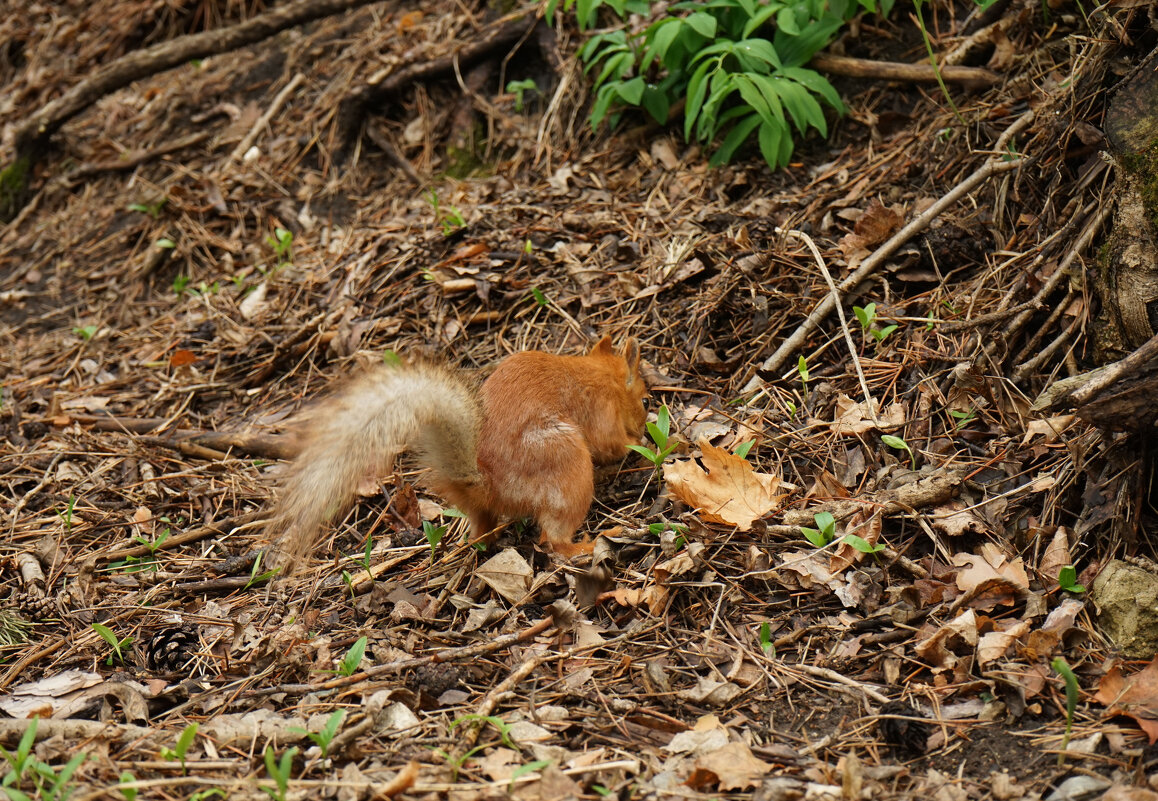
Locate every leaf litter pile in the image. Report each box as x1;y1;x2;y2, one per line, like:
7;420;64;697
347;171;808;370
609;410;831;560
3;1;1158;799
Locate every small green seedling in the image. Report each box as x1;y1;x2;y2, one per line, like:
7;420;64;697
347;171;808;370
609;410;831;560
111;528;171;573
530;286;548;307
801;512;836;548
57;496;76;533
244;552;280;589
422;520;447;562
648;521;688;548
881;434;915;466
0;720;87;801
188;790;225;801
509;759;552;792
592;785;612;797
73;325;98;341
172;274;191;295
734;440;754;459
0;717;39;784
339;636;368;677
1058;565;1085;594
127;198;167;219
159;723;198;775
1051;657;1079;766
842;534;885;555
758;621;775;656
506;78;538;111
524;239;534;254
266;227;293;267
629;404;678;472
785;400;798;419
797;356;810;402
382;349;403;368
949;408;977;430
853;303;898;343
925;310;936;331
438;714;517;779
261;745;297;801
156;238;176;250
425;190;466;236
92;623;133;666
117;771;137;801
290;709;345;758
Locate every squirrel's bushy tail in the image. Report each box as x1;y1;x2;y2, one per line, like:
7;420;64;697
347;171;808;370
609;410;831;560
269;363;481;571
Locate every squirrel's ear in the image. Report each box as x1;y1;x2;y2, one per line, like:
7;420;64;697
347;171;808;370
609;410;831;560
621;338;640;373
591;335;614;355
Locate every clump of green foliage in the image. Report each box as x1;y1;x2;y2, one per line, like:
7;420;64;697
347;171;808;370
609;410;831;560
551;0;894;169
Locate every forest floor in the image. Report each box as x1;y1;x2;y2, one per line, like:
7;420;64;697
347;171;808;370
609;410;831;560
2;0;1158;799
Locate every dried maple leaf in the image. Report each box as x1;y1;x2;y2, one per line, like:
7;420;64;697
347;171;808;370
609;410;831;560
688;741;773;791
1094;657;1158;743
665;441;787;530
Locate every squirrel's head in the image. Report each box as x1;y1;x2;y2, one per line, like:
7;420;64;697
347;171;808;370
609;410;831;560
591;335;647;432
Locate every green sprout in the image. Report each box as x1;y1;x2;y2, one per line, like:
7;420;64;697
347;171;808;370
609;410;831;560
73;325;98;341
801;511;835;548
629;404;678;472
1051;657;1079;766
881;434;915;466
159;723;198;775
1057;565;1085;594
758;621;775;656
261;745;297;801
91;623;133;666
339;636;368;677
266;227;293;267
506;78;539;111
290;710;345;758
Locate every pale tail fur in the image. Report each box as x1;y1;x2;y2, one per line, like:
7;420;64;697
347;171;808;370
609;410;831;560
269;363;481;570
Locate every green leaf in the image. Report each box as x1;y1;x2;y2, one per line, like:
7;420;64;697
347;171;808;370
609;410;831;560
1058;565;1085;593
341;636;368;676
590;84;620;129
684;59;716;140
778;66;844;112
734;440;754;459
710;112;762;165
757;119;788;168
814;511;835;538
771;77;827;136
641;86;670;124
742;3;783;38
776;6;800;35
616;75;646;105
842;534;884;553
685;11;718;38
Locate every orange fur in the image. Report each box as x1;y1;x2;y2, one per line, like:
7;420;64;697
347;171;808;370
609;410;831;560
270;336;646;567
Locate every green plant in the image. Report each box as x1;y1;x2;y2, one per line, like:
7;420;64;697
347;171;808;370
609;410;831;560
1;718;87;801
648;521;688;548
758;621;774;656
91;623;133;666
187;790;225;801
842;533;884;555
290;710;345;758
948;408;976;430
266;227;293;267
339;636;368;677
117;771;137;801
530;286;549;307
425;190;465;236
245;552;279;589
506;79;539;111
57;496;76;533
156;238;176;250
438;715;518;780
569;0;891;170
801;511;835;548
1058;565;1085;594
72;326;97;341
172;274;192;296
508;760;552;792
1051;657;1079;765
546;0;648;30
110;528;171;573
852;302;898;344
797;355;809;401
881;434;914;466
422;521;447;563
159;723;198;775
629;404;678;472
127;198;167;219
734;439;754;458
260;745;297;801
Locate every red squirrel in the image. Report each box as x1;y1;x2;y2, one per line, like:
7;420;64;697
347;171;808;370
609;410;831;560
269;336;647;567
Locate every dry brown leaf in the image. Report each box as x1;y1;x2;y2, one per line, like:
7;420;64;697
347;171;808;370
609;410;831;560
830;394;906;435
665;441;787;530
932;500;991;538
1038;527;1073;583
953;544;1029;593
1094;657;1158;743
977;619;1031;666
1022;414;1076;445
688;741;773;791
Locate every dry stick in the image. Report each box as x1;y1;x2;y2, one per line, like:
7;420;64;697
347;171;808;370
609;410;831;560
809;53;1000;88
1070;331;1158;406
780;227;878;422
454;651;557;756
223;72;307;169
11;0;387;156
789;663;891;705
754;109;1036;382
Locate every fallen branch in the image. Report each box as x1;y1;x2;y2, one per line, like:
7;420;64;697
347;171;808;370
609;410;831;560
11;0;389;159
810;53;1000;88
